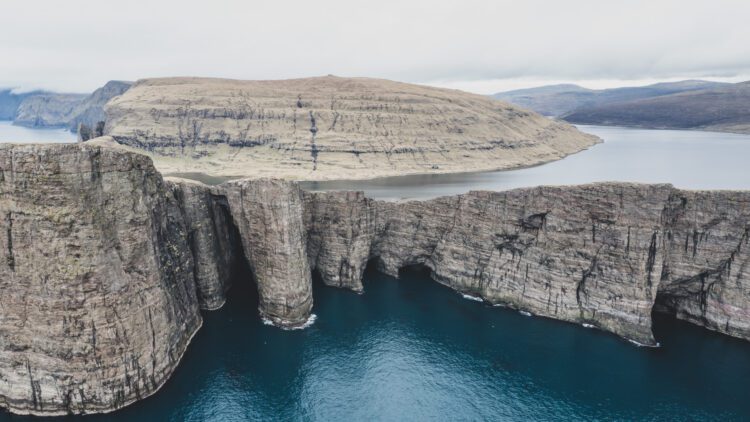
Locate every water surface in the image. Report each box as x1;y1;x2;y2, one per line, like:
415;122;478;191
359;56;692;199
6;265;748;421
302;125;750;200
0;121;76;143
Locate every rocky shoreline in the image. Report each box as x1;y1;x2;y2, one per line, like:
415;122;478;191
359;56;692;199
0;142;748;414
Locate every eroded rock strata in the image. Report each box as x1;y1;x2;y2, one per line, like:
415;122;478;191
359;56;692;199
0;142;748;415
303;185;750;346
0;144;201;415
104;76;599;180
221;179;313;327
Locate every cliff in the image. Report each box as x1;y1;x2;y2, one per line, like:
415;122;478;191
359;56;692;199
104;76;599;180
304;185;750;346
0;142;748;415
0;90;43;121
13;93;87;128
12;81;131;133
0;143;201;415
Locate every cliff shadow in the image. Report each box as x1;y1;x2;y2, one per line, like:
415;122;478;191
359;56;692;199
211;196;260;311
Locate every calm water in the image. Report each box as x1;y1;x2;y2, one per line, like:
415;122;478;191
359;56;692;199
6;265;749;421
301;125;750;200
0;121;76;143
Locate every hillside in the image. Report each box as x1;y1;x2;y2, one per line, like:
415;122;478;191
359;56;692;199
0;89;44;120
493;80;728;116
12;81;131;131
104;76;599;180
563;82;750;134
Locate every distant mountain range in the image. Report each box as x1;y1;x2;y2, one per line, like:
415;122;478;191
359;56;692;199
493;80;750;134
0;81;131;133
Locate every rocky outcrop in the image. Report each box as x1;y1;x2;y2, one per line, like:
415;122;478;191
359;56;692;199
104;76;599;180
303;184;750;346
0;143;201;415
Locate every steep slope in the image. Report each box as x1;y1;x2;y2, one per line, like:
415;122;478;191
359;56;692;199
563;82;750;134
0;90;43;120
13;93;87;128
104;76;599;180
69;81;132;133
304;185;750;346
0;143;202;415
493;80;728;117
12;81;131;133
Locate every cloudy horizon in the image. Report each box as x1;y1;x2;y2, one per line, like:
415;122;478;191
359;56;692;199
2;0;749;94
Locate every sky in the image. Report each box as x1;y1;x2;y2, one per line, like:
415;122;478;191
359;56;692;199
2;0;750;94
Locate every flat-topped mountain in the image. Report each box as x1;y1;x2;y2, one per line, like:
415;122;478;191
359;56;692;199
104;76;598;180
563;81;750;134
493;80;728;117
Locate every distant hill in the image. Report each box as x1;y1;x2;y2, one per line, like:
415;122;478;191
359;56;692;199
0;90;45;120
493;80;728;117
12;81;131;132
562;82;750;134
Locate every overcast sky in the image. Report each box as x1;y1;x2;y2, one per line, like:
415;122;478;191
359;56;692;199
2;0;749;94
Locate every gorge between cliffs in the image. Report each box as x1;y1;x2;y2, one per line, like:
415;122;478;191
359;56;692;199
0;141;748;415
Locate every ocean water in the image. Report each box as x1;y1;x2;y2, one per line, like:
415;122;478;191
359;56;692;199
0;121;76;143
301;125;750;200
6;265;749;421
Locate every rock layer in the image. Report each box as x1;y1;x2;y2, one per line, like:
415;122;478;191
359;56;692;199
221;179;313;327
104;76;599;180
0;143;201;415
304;184;750;345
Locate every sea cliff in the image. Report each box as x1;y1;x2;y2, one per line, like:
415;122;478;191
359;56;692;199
0;142;748;414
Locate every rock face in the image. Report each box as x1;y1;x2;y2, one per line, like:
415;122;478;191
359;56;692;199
13;93;87;128
12;81;131;133
303;184;750;346
104;76;599;180
0;143;201;415
167;178;235;310
222;179;313;327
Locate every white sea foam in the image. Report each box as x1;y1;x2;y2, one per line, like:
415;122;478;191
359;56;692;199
582;323;595;328
461;293;483;302
628;338;661;348
262;314;318;330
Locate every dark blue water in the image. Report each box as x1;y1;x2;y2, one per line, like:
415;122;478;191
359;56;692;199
8;265;749;421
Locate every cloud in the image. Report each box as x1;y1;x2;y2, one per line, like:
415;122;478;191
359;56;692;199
1;0;749;93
